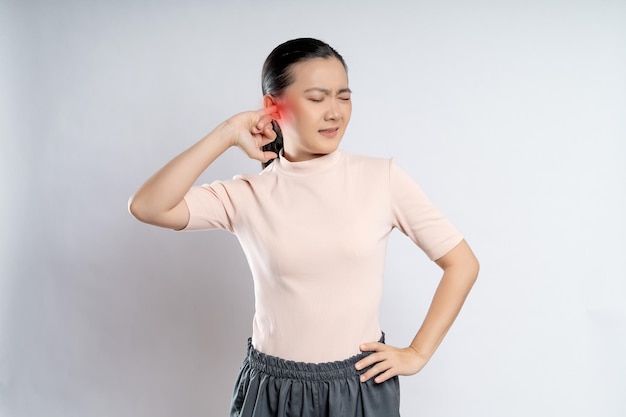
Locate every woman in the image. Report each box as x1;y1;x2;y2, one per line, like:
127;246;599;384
129;38;479;417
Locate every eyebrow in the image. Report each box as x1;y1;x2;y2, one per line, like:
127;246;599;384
303;87;352;95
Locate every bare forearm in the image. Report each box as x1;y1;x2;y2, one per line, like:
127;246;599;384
355;242;478;383
128;107;278;229
409;243;479;361
409;269;476;358
129;122;233;225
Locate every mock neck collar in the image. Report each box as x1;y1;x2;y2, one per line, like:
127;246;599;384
273;149;344;176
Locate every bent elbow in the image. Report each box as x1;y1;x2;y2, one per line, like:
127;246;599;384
471;257;480;283
127;195;189;230
128;194;151;223
465;253;480;287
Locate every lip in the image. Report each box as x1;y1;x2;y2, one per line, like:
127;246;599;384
318;127;339;138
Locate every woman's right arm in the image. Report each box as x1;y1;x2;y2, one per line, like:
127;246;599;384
128;107;278;230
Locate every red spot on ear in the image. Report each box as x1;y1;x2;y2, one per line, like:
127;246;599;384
271;102;282;120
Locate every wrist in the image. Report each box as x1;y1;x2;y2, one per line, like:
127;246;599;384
212;119;238;148
408;345;431;362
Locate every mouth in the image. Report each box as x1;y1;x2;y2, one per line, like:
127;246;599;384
318;127;339;137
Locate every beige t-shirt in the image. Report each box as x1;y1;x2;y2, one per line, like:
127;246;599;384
182;150;463;363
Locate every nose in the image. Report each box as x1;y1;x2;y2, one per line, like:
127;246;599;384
324;100;340;120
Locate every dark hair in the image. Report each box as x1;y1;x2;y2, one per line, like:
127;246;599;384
260;38;347;168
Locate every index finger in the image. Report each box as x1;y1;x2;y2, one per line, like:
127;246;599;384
258;105;277;115
359;342;385;352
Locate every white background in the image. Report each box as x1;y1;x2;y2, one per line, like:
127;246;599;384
1;0;625;416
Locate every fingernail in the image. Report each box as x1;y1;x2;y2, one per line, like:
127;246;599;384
360;375;365;382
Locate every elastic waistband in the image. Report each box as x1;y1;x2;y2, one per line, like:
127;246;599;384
246;332;385;381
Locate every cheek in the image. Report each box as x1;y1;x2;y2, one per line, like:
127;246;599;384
344;102;353;121
279;98;306;124
279;100;307;127
280;99;322;134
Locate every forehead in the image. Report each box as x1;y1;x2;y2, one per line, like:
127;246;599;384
288;58;348;89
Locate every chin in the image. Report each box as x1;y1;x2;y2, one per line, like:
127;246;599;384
318;140;341;153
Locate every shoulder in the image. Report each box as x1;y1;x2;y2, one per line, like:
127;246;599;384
340;151;424;193
224;164;278;190
340;150;392;172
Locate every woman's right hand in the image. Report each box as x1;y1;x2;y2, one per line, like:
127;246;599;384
227;106;279;163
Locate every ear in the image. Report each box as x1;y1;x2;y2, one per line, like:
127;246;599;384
263;94;282;120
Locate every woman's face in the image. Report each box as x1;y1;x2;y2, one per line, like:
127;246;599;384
271;57;352;162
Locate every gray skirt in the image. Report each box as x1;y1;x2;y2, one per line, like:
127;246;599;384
230;332;401;417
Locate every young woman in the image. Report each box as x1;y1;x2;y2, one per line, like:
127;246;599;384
129;38;479;417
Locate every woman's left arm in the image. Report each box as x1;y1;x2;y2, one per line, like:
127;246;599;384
355;239;479;383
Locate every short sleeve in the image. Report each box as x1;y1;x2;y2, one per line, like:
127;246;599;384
390;160;464;261
180;181;236;232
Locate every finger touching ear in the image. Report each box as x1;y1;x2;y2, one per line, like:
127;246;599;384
263;94;282;121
